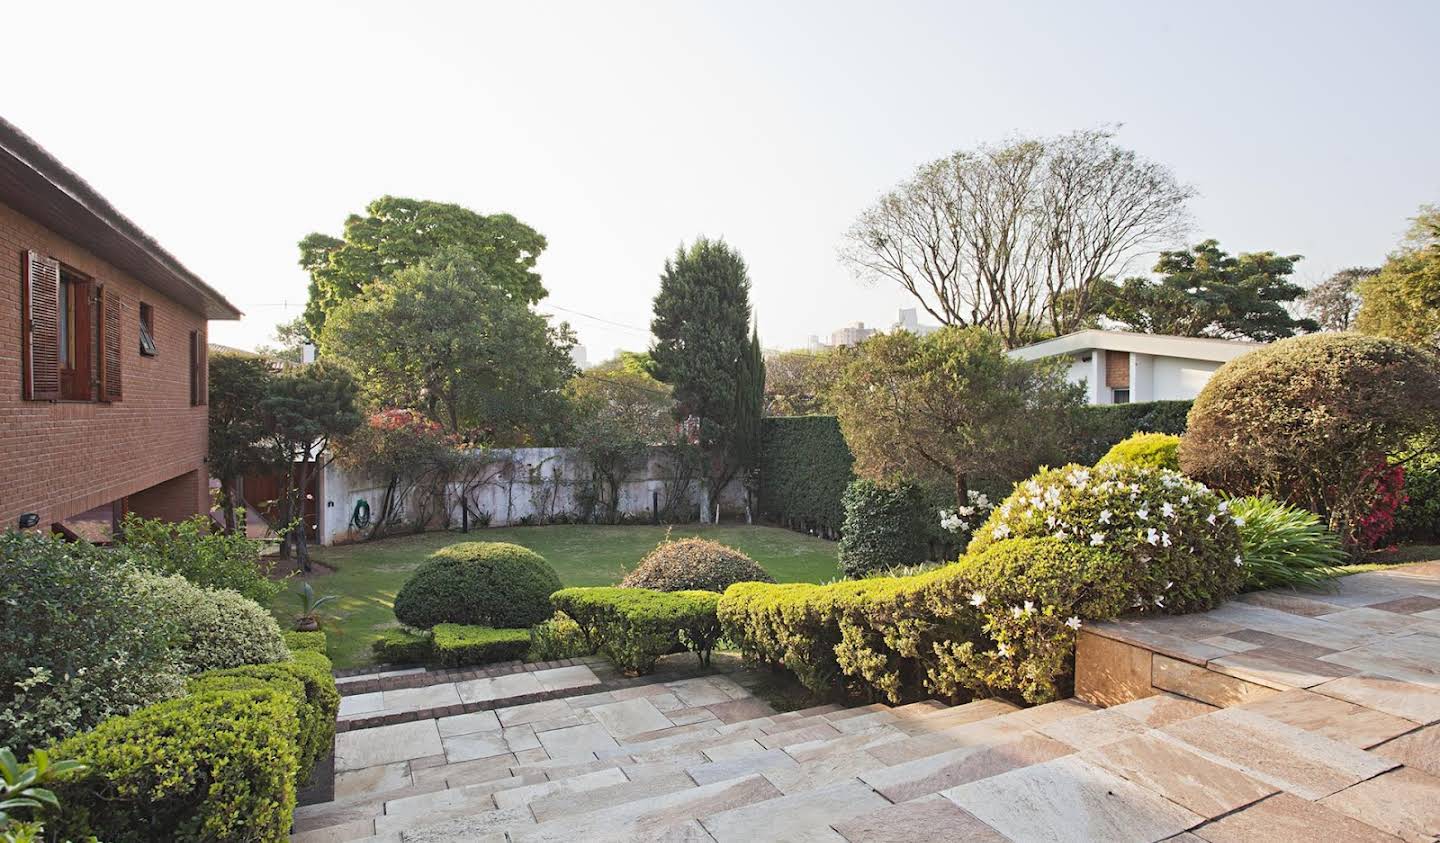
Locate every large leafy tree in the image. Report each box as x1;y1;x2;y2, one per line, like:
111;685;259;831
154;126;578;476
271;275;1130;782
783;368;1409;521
831;326;1083;509
208;353;277;534
320;251;576;441
300;196;547;336
840;128;1193;347
649;238;754;521
1305;267;1379;332
1358;205;1440;350
1097;240;1319;341
762;346;853;416
565;362;673;523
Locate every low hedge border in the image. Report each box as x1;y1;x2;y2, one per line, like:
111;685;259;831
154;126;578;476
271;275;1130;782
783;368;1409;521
551;587;722;675
433;625;531;667
45;632;338;842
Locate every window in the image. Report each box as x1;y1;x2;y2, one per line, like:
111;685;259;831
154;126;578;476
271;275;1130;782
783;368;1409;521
189;330;207;406
1112;388;1131;404
22;250;122;402
139;303;157;356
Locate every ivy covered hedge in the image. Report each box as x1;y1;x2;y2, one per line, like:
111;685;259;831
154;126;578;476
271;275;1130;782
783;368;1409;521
47;633;338;842
551;587;721;674
1064;400;1193;465
758;416;854;537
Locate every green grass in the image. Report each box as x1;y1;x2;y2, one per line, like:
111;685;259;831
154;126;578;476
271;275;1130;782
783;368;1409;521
267;524;840;670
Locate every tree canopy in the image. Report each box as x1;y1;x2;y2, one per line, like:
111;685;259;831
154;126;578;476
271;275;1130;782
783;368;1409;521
762;347;853;416
564;363;673;522
830;326;1083;509
208;352;276;533
1096;239;1319;341
300;196;547;336
1357;204;1440;350
1305;267;1378;332
320;251;575;441
840;128;1193;347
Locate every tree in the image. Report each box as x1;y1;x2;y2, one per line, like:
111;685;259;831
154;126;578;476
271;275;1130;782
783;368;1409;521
1357;204;1440;351
1305;267;1378;332
733;327;766;520
321;251;576;441
260;362;361;570
333;409;460;539
762;347;853;416
565;364;673;523
840;128;1193;347
207;353;276;534
254;316;310;364
649;238;754;522
1096;240;1320;341
300;196;547;336
831;326;1083;510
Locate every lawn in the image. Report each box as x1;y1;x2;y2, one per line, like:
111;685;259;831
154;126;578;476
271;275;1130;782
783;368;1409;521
267;524;840;669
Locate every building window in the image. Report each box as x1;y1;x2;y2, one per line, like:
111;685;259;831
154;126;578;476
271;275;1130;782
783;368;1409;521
21;250;123;403
1112;388;1131;404
139;303;157;356
58;267;94;401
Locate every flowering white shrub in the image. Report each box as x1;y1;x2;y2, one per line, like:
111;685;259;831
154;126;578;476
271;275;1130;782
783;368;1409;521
968;462;1246;613
938;490;993;536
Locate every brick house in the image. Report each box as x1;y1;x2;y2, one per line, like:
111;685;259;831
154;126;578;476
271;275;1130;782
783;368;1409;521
0;117;240;535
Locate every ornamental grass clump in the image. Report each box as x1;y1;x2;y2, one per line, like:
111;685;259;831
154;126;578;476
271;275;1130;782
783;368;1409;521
1228;495;1346;590
967;462;1246;614
620;537;774;593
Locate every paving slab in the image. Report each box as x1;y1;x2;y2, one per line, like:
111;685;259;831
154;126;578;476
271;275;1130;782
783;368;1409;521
535;722;620;759
588;697;674;738
441;729;511;764
335;720;444;772
1209;647;1357;690
1370;723;1440;776
943;754;1204;843
761;749;883;794
1161;708;1397;800
338;692;385;717
688;747;797;785
456;671;546;704
1238;688;1417;748
833;794;1007;843
700;779;889;843
1107;692;1216;727
496;698;572;727
1036;708;1153;750
666;677;735;707
510;773;783;843
533;664;600;692
491;767;629;810
1312;672;1440;725
436;709;501;738
1319;767;1440;843
1191;792;1399;842
378;683;462;714
528;771;696;823
861;733;1073;803
1081;733;1277;820
387;804;531;843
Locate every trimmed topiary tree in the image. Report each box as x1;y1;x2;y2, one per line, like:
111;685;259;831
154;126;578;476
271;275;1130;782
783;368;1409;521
1097;432;1182;470
968;462;1246;614
620;538;774;593
393;542;561;629
1179;333;1440;549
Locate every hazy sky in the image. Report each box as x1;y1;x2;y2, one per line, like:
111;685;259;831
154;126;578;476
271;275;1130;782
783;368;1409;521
4;1;1437;359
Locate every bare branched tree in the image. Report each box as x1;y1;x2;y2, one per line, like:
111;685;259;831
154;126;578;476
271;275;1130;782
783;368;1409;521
840;128;1194;347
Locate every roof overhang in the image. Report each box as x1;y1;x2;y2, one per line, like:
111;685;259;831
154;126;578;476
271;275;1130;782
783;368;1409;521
1007;329;1262;363
0;117;241;320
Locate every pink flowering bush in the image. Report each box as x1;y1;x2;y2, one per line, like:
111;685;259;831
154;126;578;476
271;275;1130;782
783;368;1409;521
968;462;1246;614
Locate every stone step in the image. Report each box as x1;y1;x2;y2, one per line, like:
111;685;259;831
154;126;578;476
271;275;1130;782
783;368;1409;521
337;663;605;728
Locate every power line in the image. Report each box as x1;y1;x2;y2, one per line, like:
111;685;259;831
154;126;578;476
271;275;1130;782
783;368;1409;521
541;304;652;335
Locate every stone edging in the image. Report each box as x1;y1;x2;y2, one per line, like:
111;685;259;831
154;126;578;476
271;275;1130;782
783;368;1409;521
335;656;606;696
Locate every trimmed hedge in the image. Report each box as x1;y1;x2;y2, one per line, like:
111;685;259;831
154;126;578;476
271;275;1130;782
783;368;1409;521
1097;432;1182;470
283;630;328;653
371;628;435;664
1394;449;1440;542
758;416;855;537
393;542;562;629
836;479;933;578
620;538;775;592
551;587;721;675
1064;400;1192;465
131;570;290;674
433;625;531;667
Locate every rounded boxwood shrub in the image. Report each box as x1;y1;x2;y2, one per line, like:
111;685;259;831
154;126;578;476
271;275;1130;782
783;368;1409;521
968;462;1245;614
620;538;775;593
0;532;183;754
1179;333;1440;549
393;542;561;629
131;571;290;674
1097;432;1181;470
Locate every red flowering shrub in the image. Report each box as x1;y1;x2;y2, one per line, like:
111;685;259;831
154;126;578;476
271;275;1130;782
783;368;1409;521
1354;462;1407;549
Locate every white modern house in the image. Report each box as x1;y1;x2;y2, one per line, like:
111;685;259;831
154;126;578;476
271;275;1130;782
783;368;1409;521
1007;330;1262;405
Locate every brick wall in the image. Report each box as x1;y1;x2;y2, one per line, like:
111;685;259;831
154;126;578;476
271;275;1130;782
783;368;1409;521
0;199;210;528
1105;350;1131;389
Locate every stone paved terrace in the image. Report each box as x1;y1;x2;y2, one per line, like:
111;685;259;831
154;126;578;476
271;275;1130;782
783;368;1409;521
297;563;1440;842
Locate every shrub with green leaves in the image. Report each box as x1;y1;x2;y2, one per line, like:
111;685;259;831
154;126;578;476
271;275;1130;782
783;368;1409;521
371;629;434;664
837;479;932;578
1228;496;1345;590
527;613;594;662
552;588;721;675
968;463;1246;614
114;513;279;603
432;625;531;667
1097;432;1182;470
283;630;328;654
393;542;561;629
1065;400;1193;464
0;532;183;755
758;415;855;535
620;538;774;593
1394;448;1440;542
131;571;290;674
49;689;300;842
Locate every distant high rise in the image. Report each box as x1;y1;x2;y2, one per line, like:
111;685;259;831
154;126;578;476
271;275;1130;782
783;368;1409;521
830;321;875;347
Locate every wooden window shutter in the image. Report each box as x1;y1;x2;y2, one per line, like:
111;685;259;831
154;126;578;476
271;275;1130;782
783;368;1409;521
98;285;123;401
21;250;61;401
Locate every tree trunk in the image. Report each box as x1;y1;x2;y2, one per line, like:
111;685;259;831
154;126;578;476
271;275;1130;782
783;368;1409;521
953;471;970;511
219;479;238;535
698;484;713;524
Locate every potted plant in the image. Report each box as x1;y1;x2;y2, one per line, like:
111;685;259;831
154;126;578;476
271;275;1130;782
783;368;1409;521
295;581;337;631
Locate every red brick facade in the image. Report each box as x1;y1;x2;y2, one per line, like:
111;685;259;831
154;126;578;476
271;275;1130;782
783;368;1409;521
0;198;211;528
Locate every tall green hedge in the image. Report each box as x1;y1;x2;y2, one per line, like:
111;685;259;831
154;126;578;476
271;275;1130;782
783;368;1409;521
758;416;854;537
1064;400;1192;465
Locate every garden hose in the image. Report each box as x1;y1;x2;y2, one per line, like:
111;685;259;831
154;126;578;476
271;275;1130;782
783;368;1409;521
351;498;372;529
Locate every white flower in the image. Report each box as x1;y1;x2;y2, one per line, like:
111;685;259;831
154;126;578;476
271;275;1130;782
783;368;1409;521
1155;596;1166;607
1233;516;1246;527
1099;509;1113;524
1065;616;1082;630
969;591;986;607
992;524;1012;540
1234;554;1244;567
1137;508;1150;520
1206;513;1218;525
1053;531;1068;541
1024;600;1036;614
1161;502;1175;519
1180;495;1190;505
1165;581;1174;590
1161;531;1173;547
1218;499;1230;512
1011;605;1025;618
1090;532;1106;546
1146;527;1161;545
997;644;1011;657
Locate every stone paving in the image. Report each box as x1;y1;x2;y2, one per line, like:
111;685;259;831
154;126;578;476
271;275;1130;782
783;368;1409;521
296;563;1440;842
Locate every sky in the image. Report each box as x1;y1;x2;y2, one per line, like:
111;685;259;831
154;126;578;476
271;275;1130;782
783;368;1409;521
3;1;1437;360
